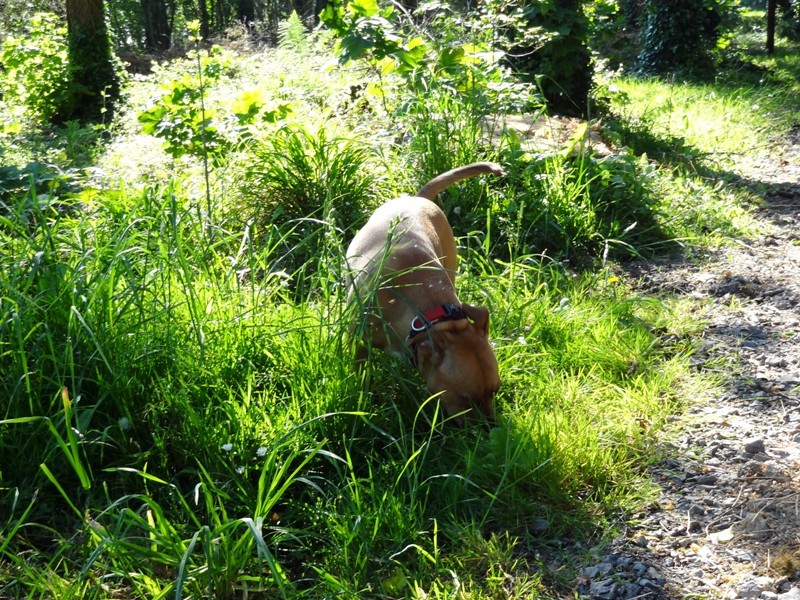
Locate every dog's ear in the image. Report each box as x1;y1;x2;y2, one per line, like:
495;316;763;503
462;304;490;338
415;337;444;371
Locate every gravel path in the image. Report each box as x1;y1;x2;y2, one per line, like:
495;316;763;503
574;133;800;599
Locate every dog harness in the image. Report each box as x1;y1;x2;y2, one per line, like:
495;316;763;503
406;303;468;343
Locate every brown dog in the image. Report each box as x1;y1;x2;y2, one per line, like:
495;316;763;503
346;162;504;420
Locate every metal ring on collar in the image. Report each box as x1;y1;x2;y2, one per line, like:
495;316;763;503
410;316;427;333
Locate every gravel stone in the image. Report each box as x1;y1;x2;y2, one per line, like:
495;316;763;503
744;439;767;454
588;578;619;599
737;577;775;599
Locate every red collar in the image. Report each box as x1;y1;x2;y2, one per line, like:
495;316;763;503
406;304;468;343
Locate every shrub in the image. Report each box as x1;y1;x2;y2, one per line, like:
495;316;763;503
320;0;539;115
637;0;738;77
138;46;293;164
240;123;381;294
0;13;70;123
0;163;75;211
487;140;667;263
503;0;593;116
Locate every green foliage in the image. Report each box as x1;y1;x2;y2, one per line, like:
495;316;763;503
0;0;55;37
3;14;795;596
138;71;227;161
504;0;593;115
401;92;666;262
138;46;293;163
277;10;309;52
585;0;639;68
320;0;429;74
240;122;380;293
105;0;147;50
0;13;70;124
0;162;74;204
404;88;495;176
320;0;588;115
247;123;376;223
637;0;738;77
0;135;708;593
512;148;665;260
0;9;121;125
61;7;122;123
778;2;800;39
399;88;510;242
422;126;666;265
320;0;539;115
57;120;103;165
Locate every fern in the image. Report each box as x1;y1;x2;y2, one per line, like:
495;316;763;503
278;11;307;53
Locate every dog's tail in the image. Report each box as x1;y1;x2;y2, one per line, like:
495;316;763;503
415;162;506;201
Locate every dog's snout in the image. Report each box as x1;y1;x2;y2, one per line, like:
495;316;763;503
464;387;498;422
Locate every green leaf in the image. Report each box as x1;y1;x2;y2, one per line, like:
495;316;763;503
348;0;379;17
341;35;375;62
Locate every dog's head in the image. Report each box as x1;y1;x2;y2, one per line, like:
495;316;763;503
410;304;500;422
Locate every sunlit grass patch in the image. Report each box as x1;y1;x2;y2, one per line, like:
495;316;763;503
598;65;787;247
651;167;763;245
606;51;800;175
0;174;714;596
609;79;774;156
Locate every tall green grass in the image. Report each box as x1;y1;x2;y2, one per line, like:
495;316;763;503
0;172;709;596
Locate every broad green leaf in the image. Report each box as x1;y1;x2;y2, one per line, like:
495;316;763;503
349;0;379;17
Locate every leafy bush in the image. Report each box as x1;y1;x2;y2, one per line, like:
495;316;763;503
320;0;539;115
637;0;738;77
585;0;641;69
778;1;800;40
138;46;293;164
0;163;73;206
320;0;428;75
484;136;668;263
0;13;70;123
502;0;593;115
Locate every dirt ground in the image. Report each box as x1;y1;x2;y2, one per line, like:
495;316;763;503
568;122;800;598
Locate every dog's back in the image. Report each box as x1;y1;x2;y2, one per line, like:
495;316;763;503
346;161;506;271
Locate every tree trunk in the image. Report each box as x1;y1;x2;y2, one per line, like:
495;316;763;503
142;0;172;51
63;0;120;122
767;0;777;53
313;0;326;25
637;0;721;77
198;0;210;39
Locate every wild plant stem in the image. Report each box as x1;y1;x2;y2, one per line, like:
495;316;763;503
195;40;213;243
